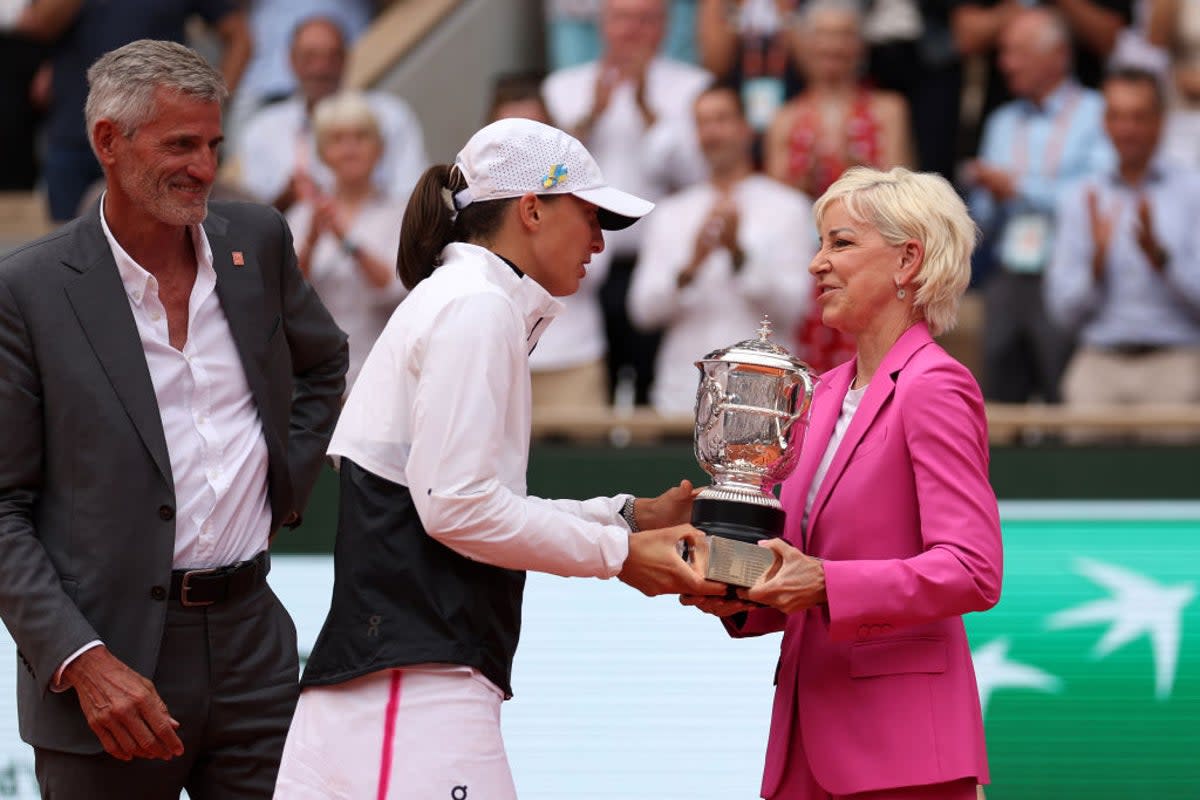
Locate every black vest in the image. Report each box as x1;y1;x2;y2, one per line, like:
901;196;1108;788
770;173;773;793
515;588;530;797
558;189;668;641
301;460;526;697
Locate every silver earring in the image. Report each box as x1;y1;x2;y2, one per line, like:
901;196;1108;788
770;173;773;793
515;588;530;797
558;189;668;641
897;287;906;300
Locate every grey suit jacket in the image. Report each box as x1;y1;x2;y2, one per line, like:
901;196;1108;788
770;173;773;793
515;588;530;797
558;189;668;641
0;201;348;752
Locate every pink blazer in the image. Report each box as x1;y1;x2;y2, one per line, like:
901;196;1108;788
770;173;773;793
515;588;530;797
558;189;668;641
728;322;1003;798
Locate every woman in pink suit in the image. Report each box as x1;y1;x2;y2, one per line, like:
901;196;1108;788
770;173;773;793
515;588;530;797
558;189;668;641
685;166;1003;800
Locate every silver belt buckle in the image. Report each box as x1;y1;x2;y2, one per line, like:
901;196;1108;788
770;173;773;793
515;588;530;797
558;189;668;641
179;567;220;607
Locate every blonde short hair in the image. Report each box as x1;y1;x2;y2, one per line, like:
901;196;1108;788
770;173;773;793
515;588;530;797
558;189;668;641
813;167;978;336
312;91;382;150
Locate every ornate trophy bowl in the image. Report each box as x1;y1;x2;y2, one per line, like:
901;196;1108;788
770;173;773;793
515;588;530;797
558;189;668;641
688;317;816;588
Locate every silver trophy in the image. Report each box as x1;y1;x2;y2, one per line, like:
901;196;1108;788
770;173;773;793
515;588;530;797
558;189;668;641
686;317;816;588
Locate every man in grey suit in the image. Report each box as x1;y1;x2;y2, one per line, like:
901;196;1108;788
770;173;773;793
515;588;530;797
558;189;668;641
0;40;348;798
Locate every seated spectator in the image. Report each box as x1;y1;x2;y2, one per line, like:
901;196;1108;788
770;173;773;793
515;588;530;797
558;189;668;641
224;0;372;148
764;1;912;198
763;0;912;375
19;0;251;221
237;15;426;212
696;0;806;136
629;83;813;414
286;91;407;391
544;0;699;69
1045;67;1200;441
1147;0;1200;168
543;0;712;405
700;1;962;179
952;1;1134;177
965;6;1113;404
489;73;611;410
952;0;1134;91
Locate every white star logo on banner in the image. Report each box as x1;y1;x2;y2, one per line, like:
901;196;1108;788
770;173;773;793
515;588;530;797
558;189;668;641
971;638;1061;717
1047;558;1196;700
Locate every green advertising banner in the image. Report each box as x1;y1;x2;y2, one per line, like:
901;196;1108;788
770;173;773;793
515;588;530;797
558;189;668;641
969;502;1200;799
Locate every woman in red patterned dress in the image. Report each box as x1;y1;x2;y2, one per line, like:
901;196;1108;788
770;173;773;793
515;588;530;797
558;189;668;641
764;0;913;374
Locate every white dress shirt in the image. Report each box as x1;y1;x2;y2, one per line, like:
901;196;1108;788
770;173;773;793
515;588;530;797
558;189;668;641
628;174;816;414
542;56;712;256
286;195;409;390
330;242;631;578
237;93;428;205
100;199;272;570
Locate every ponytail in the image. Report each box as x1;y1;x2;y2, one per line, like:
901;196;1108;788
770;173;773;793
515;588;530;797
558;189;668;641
397;164;518;290
397;164;460;289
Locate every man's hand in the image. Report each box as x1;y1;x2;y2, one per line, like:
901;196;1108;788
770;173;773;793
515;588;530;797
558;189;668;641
966;160;1017;202
1086;188;1114;281
575;63;622;140
713;198;742;265
594;63;621;118
632;62;657;128
739;538;826;614
678;207;728;287
62;646;183;762
1134;195;1169;272
633;479;696;530
618;525;726;597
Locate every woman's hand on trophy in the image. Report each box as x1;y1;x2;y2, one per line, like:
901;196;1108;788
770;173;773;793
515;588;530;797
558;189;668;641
738;538;827;614
618;524;726;598
633;479;698;530
678;594;758;617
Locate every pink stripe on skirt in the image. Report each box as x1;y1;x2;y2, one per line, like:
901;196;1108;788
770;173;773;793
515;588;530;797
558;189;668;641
376;670;403;800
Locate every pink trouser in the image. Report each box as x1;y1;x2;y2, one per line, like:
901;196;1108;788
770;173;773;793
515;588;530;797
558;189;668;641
274;664;516;800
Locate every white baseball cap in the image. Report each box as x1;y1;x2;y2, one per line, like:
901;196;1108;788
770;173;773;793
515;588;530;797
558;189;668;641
452;118;655;231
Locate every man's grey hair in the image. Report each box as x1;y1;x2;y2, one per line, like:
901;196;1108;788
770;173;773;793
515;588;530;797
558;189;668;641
1025;6;1071;52
85;39;227;150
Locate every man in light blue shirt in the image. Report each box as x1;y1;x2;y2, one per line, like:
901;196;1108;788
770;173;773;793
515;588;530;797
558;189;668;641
1045;67;1200;438
224;0;371;146
966;6;1113;403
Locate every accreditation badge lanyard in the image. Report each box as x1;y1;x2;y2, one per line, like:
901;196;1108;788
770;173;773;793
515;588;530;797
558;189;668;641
740;0;796;132
1000;88;1083;274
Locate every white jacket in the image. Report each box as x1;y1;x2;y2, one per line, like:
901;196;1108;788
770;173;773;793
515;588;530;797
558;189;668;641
330;242;631;578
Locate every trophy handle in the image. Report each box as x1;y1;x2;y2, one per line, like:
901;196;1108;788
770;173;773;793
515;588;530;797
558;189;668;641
698;377;725;437
786;371;816;425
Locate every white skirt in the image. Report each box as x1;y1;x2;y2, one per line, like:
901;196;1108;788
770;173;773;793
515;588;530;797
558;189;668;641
274;664;516;799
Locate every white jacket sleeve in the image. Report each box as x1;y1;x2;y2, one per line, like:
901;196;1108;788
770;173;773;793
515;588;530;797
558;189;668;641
526;494;629;527
406;293;630;578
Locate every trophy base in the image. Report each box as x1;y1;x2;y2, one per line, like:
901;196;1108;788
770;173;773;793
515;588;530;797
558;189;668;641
689;496;786;588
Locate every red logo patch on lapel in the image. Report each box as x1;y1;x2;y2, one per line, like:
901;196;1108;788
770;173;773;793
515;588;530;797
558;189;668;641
232;251;245;266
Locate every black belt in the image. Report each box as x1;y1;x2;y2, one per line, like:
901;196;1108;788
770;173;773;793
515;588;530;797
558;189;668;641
170;551;270;607
1103;343;1172;357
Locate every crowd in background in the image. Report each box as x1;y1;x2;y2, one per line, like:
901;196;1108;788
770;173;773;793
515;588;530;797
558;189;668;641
2;0;1199;429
